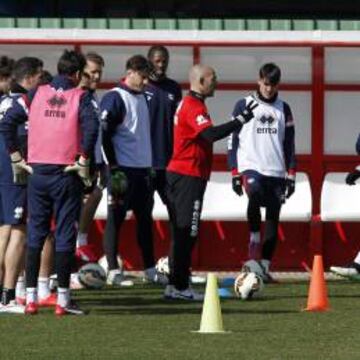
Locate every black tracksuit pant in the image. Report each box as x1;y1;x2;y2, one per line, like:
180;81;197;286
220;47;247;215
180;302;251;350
103;167;154;271
166;171;207;290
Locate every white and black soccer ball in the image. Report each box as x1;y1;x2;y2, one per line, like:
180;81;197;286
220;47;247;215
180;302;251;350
242;260;266;279
155;256;170;276
78;263;107;290
234;271;264;300
98;255;123;274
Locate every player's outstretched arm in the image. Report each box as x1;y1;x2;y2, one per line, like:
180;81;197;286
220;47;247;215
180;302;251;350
199;100;259;143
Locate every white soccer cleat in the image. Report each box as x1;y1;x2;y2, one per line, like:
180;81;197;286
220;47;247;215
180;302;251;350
0;300;25;314
107;269;134;287
164;286;204;301
144;267;168;285
330;263;360;279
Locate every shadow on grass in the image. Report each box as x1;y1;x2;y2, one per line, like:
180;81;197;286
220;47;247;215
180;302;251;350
327;294;360;298
91;306;298;316
78;296;174;307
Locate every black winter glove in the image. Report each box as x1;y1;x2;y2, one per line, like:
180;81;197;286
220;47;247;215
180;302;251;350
232;175;243;196
235;100;259;124
346;170;360;185
285;178;296;199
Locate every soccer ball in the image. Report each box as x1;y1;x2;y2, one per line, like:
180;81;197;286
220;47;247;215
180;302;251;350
234;271;264;300
78;263;107;290
242;260;265;279
155;256;170;276
98;255;123;274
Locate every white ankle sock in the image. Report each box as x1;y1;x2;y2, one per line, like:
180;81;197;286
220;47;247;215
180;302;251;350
250;232;261;244
38;277;50;300
57;288;70;307
26;287;37;304
16;276;26;299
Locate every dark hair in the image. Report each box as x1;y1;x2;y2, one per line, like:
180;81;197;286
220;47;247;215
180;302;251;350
39;70;53;85
126;55;151;74
0;56;15;78
147;45;169;60
12;57;43;83
85;52;105;67
259;63;281;85
57;49;86;76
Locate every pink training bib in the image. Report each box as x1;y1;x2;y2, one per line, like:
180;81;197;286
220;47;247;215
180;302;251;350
28;85;84;165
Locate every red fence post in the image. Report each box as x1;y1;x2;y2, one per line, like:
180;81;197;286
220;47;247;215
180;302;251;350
311;45;325;256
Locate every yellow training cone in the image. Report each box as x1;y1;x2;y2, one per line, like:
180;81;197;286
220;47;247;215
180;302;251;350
197;273;229;333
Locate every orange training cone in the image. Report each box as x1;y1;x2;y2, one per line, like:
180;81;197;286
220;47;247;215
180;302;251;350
304;255;330;312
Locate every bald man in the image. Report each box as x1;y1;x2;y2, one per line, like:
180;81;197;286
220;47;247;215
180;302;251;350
165;65;259;300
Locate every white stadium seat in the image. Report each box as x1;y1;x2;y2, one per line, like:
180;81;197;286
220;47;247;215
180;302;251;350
321;172;360;221
94;190;132;220
95;172;312;222
279;172;312;222
202;172;312;222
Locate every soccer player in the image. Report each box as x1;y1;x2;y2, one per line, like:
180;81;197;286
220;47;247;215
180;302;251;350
100;55;164;286
0;55;15;294
227;63;296;282
330;140;360;279
0;56;15;97
0;50;99;315
75;52;106;264
28;70;58;307
0;57;43;314
164;64;258;300
145;45;182;206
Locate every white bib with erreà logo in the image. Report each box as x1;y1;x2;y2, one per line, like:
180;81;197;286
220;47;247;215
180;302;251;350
236;95;286;178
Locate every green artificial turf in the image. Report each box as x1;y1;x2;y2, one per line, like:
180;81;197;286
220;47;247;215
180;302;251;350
0;281;359;360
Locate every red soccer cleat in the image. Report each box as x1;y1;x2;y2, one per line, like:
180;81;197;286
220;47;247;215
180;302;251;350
38;293;57;307
25;302;38;315
55;301;86;316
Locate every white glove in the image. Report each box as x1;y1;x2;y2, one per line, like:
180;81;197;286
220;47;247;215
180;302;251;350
10;151;33;185
64;155;92;187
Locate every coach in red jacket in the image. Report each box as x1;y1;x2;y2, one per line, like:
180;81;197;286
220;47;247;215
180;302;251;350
165;64;258;300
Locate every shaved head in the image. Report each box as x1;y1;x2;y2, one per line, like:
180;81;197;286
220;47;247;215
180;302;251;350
189;64;213;84
189;64;217;97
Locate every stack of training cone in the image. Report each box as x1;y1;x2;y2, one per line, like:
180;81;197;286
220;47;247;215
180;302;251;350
304;254;330;312
197;273;228;333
